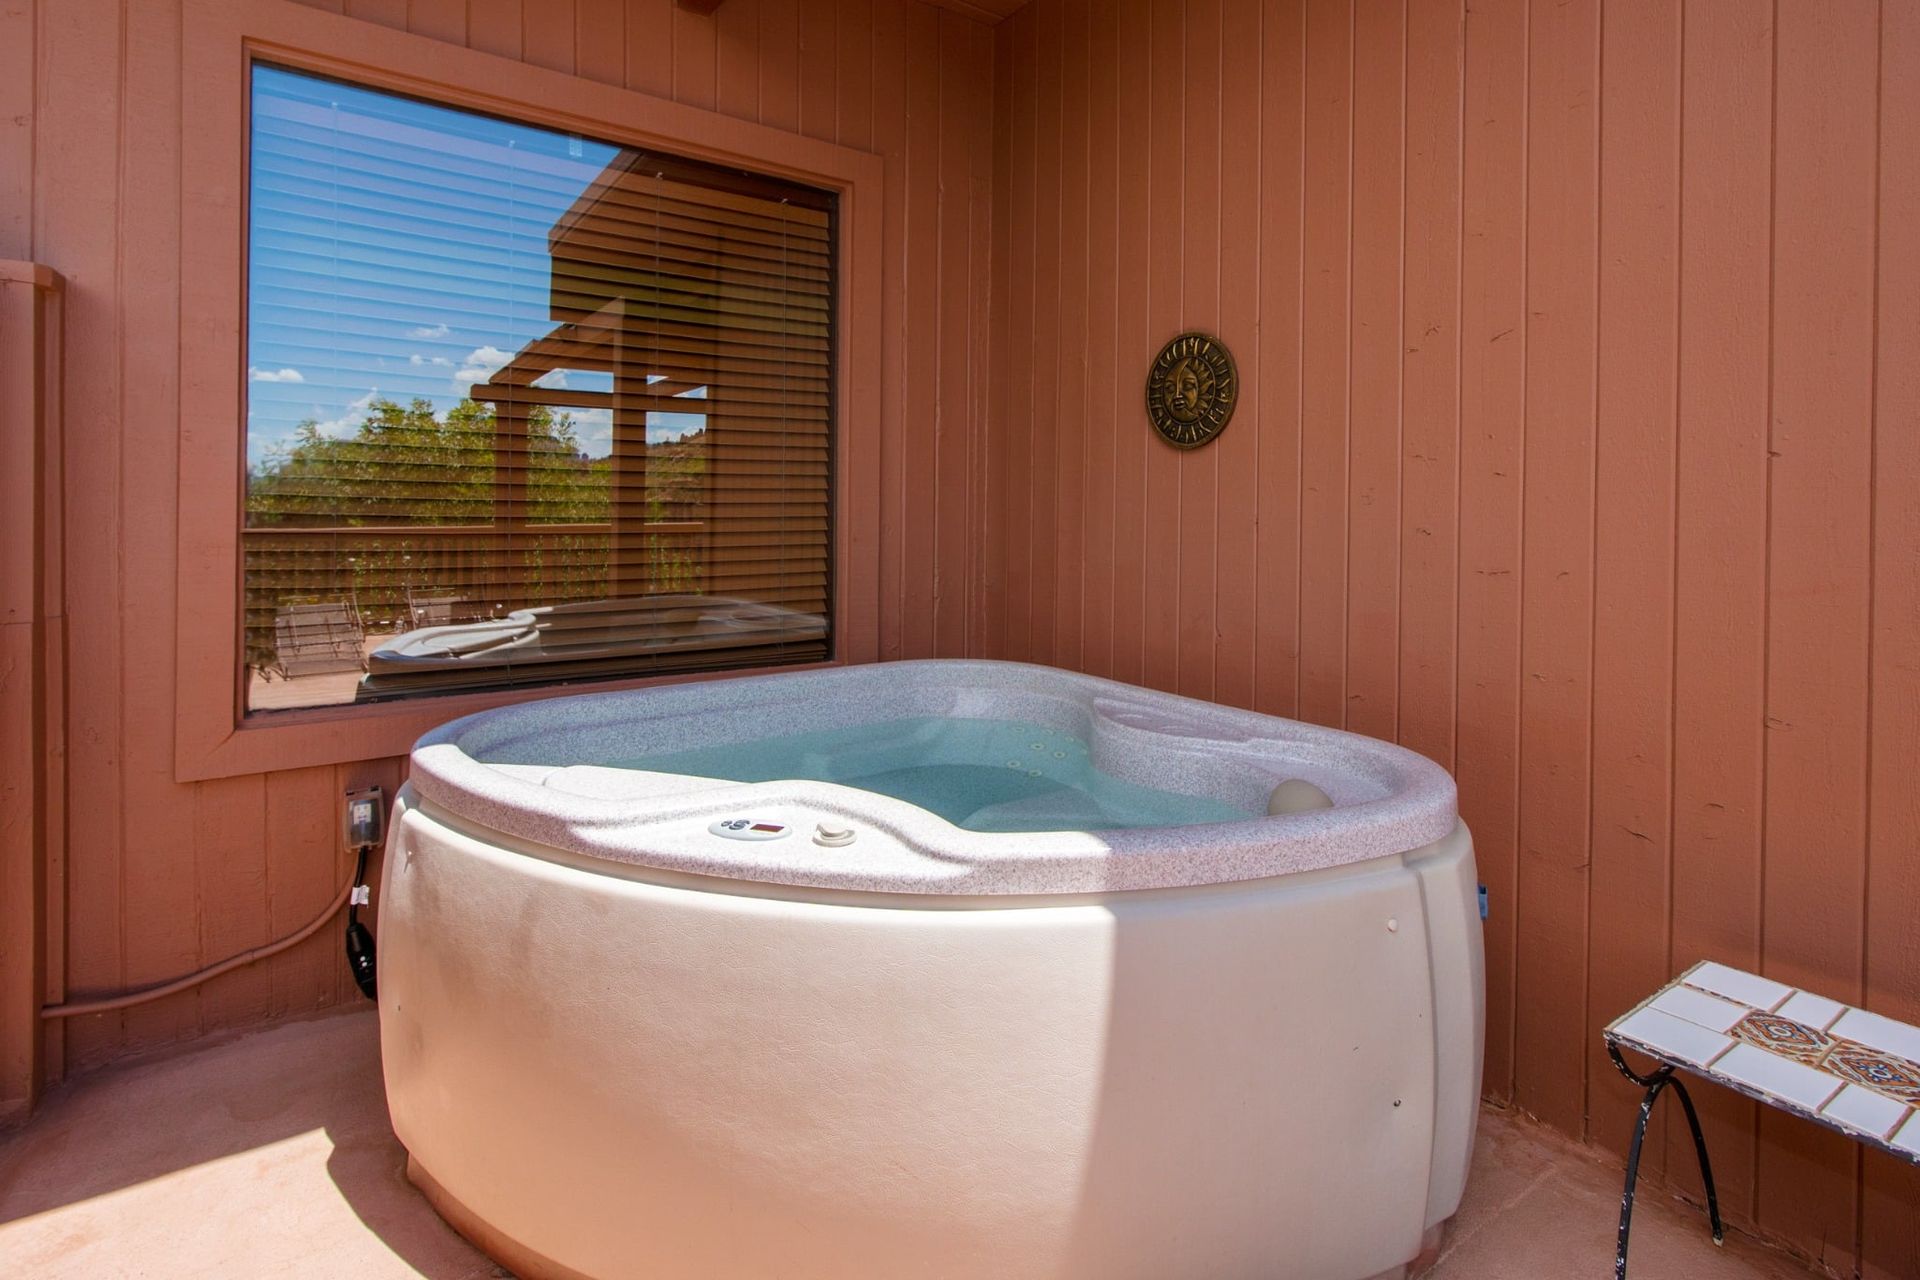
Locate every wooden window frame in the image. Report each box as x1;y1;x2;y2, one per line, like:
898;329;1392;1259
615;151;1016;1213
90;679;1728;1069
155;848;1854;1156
176;0;883;782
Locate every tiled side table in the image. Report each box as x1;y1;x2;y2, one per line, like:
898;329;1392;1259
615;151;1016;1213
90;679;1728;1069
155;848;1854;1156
1604;961;1920;1280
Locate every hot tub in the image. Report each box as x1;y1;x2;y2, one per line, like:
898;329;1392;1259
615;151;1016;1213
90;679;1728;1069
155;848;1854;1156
378;659;1484;1280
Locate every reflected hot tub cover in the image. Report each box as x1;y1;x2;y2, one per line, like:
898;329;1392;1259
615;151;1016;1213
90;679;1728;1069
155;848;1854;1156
356;593;827;697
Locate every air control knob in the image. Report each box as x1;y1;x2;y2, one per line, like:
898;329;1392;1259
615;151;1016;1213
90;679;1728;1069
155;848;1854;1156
814;821;856;848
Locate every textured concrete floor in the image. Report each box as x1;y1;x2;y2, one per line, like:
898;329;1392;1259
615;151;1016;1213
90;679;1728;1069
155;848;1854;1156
0;1008;1824;1279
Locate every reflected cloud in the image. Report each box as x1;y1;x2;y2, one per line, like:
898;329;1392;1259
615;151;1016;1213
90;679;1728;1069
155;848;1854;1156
452;345;514;387
311;389;379;439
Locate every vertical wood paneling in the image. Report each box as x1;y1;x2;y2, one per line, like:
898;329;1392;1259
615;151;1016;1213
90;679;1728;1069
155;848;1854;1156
263;768;339;1018
797;0;836;140
1108;0;1151;687
1454;0;1526;1103
1586;0;1679;1163
758;0;802;132
0;3;32;261
1395;0;1459;773
835;0;874;151
1173;0;1219;700
934;8;977;657
899;1;940;659
1027;0;1061;666
1862;7;1920;1274
1051;0;1087;673
1665;0;1770;1221
1079;4;1119;679
23;0;1920;1271
1511;0;1597;1138
1140;0;1184;690
1342;0;1401;741
869;0;906;659
1758;4;1878;1270
624;0;674;97
40;0;126;1071
965;21;994;658
1002;5;1035;660
993;0;1911;1271
406;0;466;45
31;0;995;1081
1211;0;1260;710
191;775;269;1028
1251;0;1303;718
117;0;199;1055
345;0;406;27
468;0;522;62
520;0;574;75
1296;0;1350;724
984;23;1014;659
716;0;763;119
671;7;719;109
574;0;625;87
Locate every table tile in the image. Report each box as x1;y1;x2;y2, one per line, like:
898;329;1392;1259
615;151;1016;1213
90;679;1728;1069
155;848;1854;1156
1611;1006;1735;1070
1684;961;1793;1012
1776;990;1846;1032
1821;1083;1909;1140
1712;1042;1842;1112
1650;984;1749;1034
1891;1110;1920;1159
1829;1008;1920;1066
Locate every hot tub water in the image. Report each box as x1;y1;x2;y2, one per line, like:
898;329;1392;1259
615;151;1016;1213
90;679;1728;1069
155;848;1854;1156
617;715;1252;833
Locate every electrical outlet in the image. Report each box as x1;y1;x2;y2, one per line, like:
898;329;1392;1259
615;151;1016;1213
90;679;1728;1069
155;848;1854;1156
344;787;386;849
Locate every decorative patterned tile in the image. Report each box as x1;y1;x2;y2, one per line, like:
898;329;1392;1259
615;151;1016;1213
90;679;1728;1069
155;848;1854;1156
1821;1083;1910;1140
1649;984;1749;1034
1731;1011;1834;1065
1612;1006;1735;1070
1822;1041;1920;1106
1712;1043;1842;1112
1830;1008;1920;1067
1776;990;1846;1032
1684;961;1792;1012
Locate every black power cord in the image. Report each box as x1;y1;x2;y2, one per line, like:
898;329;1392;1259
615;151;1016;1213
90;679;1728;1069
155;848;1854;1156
344;842;378;1000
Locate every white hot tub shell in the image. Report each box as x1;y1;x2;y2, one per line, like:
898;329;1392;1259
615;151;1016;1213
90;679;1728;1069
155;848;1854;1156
379;659;1485;1280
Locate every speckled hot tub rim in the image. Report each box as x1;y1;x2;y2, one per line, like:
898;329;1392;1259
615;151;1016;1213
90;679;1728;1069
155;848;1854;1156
405;659;1461;896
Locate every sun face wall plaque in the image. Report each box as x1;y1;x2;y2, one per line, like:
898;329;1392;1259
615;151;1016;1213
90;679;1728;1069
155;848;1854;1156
1145;332;1237;450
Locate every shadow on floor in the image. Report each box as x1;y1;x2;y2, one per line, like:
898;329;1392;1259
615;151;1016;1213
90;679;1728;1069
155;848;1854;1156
0;1005;1825;1280
0;1008;501;1279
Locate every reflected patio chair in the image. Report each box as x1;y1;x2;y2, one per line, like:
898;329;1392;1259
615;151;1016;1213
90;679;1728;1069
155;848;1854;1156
272;600;367;678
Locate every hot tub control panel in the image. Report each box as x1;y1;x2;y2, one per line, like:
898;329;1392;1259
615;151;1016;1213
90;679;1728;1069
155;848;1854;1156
708;817;792;841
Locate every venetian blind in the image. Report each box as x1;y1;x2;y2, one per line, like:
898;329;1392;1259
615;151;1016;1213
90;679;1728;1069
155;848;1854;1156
242;65;833;712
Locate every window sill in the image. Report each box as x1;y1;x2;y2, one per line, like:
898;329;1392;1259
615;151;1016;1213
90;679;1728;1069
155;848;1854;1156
180;656;853;783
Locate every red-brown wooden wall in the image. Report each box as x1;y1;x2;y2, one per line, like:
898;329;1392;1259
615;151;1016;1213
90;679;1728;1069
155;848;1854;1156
985;0;1919;1274
0;0;993;1082
6;0;1919;1274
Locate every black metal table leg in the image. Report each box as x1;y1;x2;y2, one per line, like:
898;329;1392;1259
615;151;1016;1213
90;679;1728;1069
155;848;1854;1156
1606;1041;1725;1280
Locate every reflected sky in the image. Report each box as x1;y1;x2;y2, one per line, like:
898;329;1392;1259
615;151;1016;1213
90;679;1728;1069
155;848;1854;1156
246;65;705;469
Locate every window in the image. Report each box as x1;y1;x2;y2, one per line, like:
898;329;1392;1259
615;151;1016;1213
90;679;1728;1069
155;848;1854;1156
242;65;833;714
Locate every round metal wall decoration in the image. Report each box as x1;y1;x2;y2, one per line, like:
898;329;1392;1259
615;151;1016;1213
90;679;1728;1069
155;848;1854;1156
1145;332;1237;450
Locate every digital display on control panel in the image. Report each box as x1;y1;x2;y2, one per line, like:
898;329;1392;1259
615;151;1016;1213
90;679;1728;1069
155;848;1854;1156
751;823;784;833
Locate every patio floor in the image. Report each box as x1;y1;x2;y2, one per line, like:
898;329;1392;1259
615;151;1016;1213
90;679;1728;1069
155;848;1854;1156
0;1008;1826;1280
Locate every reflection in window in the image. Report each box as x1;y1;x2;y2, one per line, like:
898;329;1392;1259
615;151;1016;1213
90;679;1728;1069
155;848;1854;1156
242;65;833;712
